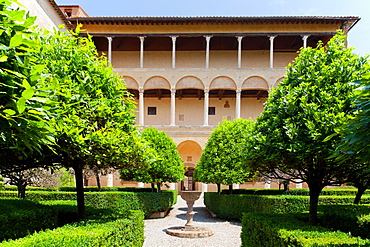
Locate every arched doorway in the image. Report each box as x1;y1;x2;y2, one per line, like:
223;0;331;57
177;140;203;191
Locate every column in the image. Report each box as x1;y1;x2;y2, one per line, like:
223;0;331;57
264;179;271;189
296;179;303;189
169;183;176;190
235;89;241;119
232;184;240;189
139;88;144;126
139;36;145;68
171;36;178;68
202;183;208;192
170;88;176;126
269;36;276;69
107;173;113;187
106;36;113;66
205;36;212;68
137;182;144;188
302;35;310;49
203;89;209;126
237;36;244;68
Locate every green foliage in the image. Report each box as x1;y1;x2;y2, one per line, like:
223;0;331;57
0;210;144;247
0;198;58;241
248;31;369;224
241;212;370;247
0;0;55;155
204;193;309;220
194;118;255;186
120;127;185;187
319;204;370;239
221;188;370;196
0;190;178;218
204;192;370;220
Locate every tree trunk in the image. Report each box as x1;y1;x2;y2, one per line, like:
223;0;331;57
228;184;233;194
354;185;367;204
157;182;162;192
74;164;86;220
308;184;323;225
217;183;221;194
17;180;27;199
95;172;101;192
151;183;156;192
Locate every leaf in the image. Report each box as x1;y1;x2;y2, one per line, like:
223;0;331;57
17;97;26;113
3;109;16;116
0;56;8;62
22;87;34;99
9;33;23;47
22;79;31;89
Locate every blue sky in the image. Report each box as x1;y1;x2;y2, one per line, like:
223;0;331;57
55;0;370;56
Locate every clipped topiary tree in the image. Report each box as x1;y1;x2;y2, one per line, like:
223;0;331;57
120;126;185;192
194;118;255;194
247;32;368;225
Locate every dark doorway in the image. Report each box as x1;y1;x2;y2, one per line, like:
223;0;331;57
181;168;195;191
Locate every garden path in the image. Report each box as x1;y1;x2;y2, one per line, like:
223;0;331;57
143;194;242;247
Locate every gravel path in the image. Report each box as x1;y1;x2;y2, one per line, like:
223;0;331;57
143;194;242;247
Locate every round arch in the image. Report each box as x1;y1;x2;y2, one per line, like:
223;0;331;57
210;76;237;90
177;140;203;169
144;76;171;90
242;76;269;90
273;77;285;89
122;76;139;90
176;76;204;90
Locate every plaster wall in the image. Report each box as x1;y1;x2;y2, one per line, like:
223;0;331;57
16;0;66;30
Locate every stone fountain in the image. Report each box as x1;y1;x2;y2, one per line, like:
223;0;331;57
166;191;213;238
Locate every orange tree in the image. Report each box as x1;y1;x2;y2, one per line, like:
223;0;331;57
194;118;255;194
246;32;368;225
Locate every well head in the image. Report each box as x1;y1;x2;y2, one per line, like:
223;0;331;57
180;191;202;202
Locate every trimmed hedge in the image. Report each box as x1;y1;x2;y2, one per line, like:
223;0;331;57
319;204;370;239
205;193;309;220
0;210;144;247
204;193;370;220
222;188;370;196
241;212;370;247
0;190;178;218
0;198;58;241
0;186;153;192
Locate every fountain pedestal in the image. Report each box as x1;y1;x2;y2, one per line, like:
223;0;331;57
166;191;213;238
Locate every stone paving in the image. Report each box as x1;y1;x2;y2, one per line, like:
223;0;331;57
143;194;242;247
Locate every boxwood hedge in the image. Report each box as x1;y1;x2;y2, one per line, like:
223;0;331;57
241;212;370;246
0;210;144;247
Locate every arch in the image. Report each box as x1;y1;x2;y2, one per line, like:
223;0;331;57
177;140;203;169
176;76;204;90
210;76;237;90
242;76;269;90
273;77;285;88
144;76;171;90
122;76;139;90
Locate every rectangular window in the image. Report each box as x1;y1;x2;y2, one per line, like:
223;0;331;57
208;107;216;115
179;114;184;121
148;107;157;115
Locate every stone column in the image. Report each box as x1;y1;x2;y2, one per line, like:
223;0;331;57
237;36;244;68
171;36;178;68
139;88;144;126
296;179;303;189
169;183;176;190
203;89;209;126
264;179;271;189
269;36;276;69
170;88;176;126
302;35;310;49
107;173;113;187
205;36;212;68
202;183;208;192
232;184;240;189
139;36;145;68
235;89;241;119
106;36;113;66
137;182;144;188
